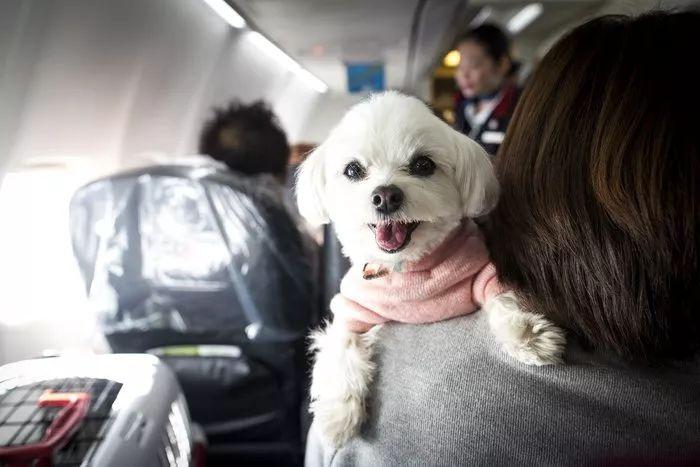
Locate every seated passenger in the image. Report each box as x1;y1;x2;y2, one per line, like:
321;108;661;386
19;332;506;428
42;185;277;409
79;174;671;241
454;23;520;155
71;101;321;465
198;99;320;288
198;100;292;208
306;11;700;465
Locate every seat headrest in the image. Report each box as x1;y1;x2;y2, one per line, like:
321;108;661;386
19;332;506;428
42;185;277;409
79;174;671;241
69;164;313;341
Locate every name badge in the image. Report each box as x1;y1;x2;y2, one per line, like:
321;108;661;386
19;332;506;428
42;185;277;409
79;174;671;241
481;131;505;145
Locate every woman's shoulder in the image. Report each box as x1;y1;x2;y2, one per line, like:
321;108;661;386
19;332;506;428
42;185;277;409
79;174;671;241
309;313;700;466
376;310;494;371
375;313;700;404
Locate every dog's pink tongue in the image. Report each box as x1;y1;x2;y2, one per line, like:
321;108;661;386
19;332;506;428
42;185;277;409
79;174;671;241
375;222;408;251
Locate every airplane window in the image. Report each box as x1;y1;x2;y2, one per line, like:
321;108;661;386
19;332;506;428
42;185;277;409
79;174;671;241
0;165;104;359
0;168;84;323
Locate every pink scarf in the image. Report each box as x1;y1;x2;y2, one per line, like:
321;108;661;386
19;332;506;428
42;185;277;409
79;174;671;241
332;221;505;333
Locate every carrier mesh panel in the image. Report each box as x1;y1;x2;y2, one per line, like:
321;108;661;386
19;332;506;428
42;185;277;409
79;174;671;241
0;378;122;466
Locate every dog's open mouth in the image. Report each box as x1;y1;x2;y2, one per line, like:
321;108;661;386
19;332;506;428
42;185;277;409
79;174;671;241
368;221;420;253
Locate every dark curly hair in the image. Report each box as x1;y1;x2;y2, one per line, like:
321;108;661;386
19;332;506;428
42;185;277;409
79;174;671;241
198;100;289;178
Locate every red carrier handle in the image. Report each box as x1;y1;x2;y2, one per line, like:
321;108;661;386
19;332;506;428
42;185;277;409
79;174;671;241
0;390;91;467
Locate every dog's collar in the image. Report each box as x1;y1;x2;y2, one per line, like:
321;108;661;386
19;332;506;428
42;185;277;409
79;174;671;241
362;262;405;280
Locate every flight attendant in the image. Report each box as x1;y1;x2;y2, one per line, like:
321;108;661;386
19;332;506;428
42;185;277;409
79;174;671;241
454;23;520;156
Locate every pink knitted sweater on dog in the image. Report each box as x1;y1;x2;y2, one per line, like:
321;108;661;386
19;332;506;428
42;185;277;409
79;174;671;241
331;221;505;333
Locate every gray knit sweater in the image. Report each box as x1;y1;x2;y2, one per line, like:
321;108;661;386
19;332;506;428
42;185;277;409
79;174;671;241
305;311;700;466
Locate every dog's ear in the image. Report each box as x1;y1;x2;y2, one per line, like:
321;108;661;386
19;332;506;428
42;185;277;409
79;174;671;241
451;131;500;218
295;144;330;226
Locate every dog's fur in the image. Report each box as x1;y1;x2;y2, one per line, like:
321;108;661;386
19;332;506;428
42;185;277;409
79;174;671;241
296;92;566;448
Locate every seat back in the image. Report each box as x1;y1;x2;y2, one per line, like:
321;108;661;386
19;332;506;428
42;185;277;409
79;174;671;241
70;164;317;464
70;165;314;340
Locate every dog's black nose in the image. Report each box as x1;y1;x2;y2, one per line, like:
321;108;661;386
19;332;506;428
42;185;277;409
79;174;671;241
371;185;404;214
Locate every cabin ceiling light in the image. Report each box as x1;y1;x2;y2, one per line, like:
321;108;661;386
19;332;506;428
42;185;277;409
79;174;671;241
248;31;328;94
507;3;543;34
201;0;246;28
470;7;493;27
443;50;460;68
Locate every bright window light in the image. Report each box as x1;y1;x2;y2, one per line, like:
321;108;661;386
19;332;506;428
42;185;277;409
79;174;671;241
247;31;328;94
0;168;90;326
443;50;460;68
507;3;543;34
201;0;246;29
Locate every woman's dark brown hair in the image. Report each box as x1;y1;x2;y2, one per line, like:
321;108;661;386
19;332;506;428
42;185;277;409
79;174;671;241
486;11;700;361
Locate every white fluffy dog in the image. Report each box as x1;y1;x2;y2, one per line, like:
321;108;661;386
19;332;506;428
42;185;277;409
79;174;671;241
296;91;565;448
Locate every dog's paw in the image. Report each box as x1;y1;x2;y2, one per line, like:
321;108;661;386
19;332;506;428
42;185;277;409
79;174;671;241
484;292;566;366
309;385;365;448
308;318;381;448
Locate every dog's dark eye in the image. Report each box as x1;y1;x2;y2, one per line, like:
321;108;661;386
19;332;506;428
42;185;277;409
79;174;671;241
409;155;436;177
343;160;366;181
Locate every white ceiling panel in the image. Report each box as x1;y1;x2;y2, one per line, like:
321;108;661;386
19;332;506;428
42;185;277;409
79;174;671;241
232;0;470;93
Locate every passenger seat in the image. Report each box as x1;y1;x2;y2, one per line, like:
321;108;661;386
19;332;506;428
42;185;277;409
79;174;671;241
69;164;319;466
